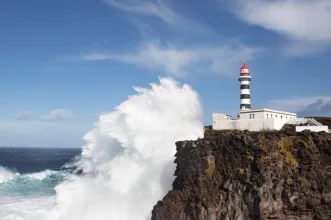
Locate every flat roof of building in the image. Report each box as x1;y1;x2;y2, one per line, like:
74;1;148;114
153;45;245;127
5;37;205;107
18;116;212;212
240;108;297;115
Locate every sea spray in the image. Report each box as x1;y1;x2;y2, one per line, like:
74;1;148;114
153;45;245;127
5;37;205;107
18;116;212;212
0;166;17;183
0;168;68;220
47;77;204;220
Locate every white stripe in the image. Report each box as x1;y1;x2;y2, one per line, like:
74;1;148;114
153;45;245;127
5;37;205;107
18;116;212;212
241;69;249;74
240;89;250;94
241;99;251;104
240;81;250;85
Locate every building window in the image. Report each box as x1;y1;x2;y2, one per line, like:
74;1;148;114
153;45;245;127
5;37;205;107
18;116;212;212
281;115;283;119
266;114;268;118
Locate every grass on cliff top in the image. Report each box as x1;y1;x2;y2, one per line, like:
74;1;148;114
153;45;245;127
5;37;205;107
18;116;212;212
278;137;298;167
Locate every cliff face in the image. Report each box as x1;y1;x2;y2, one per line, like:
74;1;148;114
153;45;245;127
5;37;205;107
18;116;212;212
152;129;331;220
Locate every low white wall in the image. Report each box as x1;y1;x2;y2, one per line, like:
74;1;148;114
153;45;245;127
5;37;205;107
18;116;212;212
295;126;329;133
213;118;288;131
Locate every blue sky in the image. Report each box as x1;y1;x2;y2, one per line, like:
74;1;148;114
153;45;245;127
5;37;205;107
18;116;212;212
0;0;330;147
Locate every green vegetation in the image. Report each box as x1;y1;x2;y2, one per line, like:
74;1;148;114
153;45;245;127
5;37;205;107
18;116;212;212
206;160;215;177
300;140;309;148
298;177;306;182
278;137;298;167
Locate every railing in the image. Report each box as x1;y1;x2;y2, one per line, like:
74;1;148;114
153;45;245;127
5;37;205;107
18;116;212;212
286;118;330;133
306;118;331;133
307;118;323;126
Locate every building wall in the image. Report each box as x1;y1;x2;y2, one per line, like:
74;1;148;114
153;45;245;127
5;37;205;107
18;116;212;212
212;113;233;122
213;118;288;131
295;126;329;133
239;111;265;119
239;110;296;120
212;115;330;133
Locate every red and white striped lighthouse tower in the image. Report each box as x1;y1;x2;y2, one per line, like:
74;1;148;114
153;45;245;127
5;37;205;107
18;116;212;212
238;62;252;111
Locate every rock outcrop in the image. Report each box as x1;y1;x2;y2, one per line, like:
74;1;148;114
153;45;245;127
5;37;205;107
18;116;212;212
152;128;331;220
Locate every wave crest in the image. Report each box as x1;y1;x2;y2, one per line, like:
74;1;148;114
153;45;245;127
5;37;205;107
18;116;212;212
0;166;69;196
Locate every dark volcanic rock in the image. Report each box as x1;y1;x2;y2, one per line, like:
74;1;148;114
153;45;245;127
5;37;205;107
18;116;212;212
152;129;331;220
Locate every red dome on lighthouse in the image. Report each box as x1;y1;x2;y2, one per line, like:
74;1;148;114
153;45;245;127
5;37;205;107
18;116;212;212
241;63;249;70
240;62;250;76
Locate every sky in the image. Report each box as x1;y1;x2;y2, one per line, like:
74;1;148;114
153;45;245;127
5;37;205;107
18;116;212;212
0;0;330;147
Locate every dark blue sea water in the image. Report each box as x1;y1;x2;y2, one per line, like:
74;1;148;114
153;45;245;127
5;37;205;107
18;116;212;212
0;147;81;174
0;147;81;219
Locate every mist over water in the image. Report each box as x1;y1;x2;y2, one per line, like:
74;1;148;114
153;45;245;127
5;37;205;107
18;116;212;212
46;77;204;219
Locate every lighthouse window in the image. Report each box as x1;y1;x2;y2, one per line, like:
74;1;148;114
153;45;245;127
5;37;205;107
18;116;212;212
271;114;272;118
281;115;283;119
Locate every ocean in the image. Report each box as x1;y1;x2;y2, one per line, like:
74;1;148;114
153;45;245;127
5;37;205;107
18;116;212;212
0;78;204;220
0;147;81;219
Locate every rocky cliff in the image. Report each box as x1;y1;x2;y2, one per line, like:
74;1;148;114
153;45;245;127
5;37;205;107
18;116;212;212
152;128;331;220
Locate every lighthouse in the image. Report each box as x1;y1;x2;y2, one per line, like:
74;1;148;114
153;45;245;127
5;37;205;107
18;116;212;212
238;62;251;111
211;63;329;133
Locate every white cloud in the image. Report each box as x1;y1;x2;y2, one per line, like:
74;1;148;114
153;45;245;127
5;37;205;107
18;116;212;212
231;0;331;56
80;41;260;76
40;109;76;121
104;0;213;35
266;96;331;112
17;111;32;120
104;0;178;25
71;0;262;76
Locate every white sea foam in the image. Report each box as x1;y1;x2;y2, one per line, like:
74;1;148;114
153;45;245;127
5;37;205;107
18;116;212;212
0;196;55;220
0;166;17;183
0;167;64;183
0;167;62;220
26;170;58;180
0;77;204;220
47;77;204;220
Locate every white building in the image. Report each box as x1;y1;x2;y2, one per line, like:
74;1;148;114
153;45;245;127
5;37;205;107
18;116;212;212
212;63;330;133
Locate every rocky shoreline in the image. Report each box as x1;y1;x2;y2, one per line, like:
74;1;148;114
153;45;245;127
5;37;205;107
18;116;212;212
152;128;331;220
